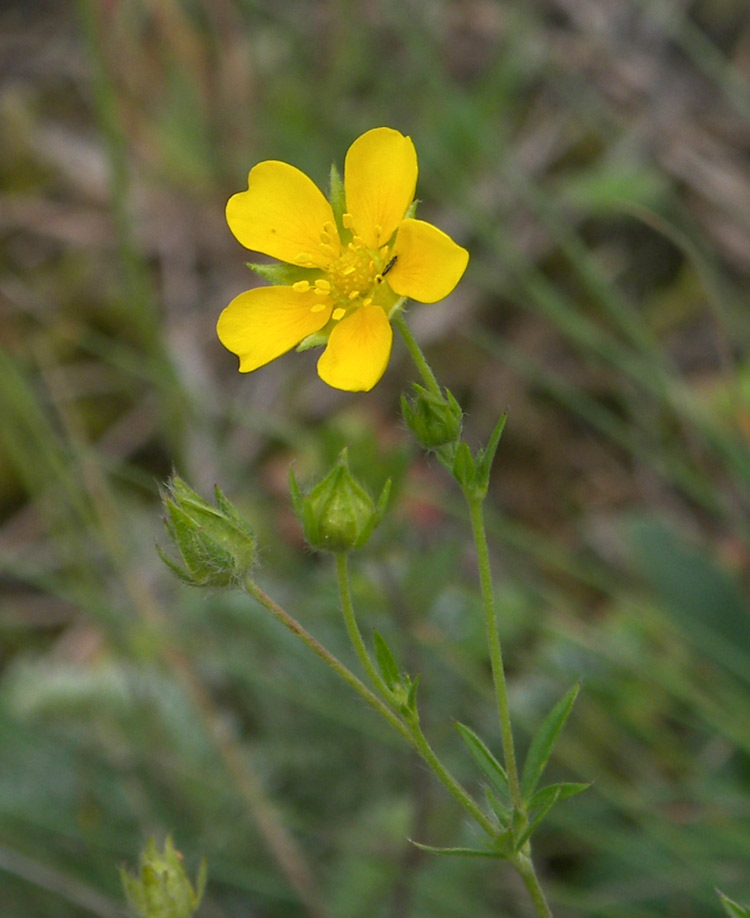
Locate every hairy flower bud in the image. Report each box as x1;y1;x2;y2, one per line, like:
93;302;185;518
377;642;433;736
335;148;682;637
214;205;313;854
157;476;256;587
290;450;390;553
401;383;463;451
120;836;206;918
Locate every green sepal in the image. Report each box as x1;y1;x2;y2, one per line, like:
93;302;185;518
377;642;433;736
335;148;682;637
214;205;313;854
452;442;476;491
521;682;581;800
409;840;504;859
247;261;317;286
372;630;400;692
329;163;348;241
455;722;510;801
405;673;421;716
120;836;206;918
718;891;750;917
296;331;329;352
527;781;590;811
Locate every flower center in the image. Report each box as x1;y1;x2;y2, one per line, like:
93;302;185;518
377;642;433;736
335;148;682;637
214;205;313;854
293;218;394;323
327;246;377;304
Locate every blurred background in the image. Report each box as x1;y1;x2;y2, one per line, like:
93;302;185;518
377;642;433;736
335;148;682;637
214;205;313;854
1;0;750;915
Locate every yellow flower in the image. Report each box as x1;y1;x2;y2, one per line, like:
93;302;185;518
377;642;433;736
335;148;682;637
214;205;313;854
218;128;469;392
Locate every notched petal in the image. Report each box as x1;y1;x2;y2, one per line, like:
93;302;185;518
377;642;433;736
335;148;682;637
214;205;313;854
227;161;338;268
388;218;469;303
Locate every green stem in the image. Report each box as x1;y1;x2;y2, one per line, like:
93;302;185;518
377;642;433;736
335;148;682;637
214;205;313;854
513;851;553;918
393;313;442;397
467;496;522;809
243;578;412;745
334;554;494;835
335;553;391;698
246;577;494;836
407;718;495;837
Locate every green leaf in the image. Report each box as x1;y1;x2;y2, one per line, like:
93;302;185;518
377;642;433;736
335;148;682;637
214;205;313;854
409;840;504;858
474;411;508;496
718;891;750;917
513;787;561;852
372;631;400;692
455;722;510;800
484;786;511;824
521;682;580;800
527;781;590;811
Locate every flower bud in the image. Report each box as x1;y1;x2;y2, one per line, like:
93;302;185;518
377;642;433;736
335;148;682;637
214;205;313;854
401;384;463;451
120;836;206;918
158;476;256;587
290;450;390;553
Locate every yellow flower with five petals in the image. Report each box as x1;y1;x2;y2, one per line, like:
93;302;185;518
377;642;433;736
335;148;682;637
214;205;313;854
218;127;469;392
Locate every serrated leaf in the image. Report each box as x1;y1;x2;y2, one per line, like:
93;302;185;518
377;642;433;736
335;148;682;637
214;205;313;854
528;781;590;811
521;682;580;800
456;722;510;800
372;631;400;692
409;840;504;858
718;891;750;917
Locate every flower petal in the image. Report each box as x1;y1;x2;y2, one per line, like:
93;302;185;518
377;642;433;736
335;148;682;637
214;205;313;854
344;128;417;250
217;286;332;372
226;161;338;268
317;305;393;392
387;218;469;303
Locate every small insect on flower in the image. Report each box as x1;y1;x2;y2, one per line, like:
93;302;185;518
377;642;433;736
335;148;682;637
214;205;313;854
218;127;469;392
382;255;397;276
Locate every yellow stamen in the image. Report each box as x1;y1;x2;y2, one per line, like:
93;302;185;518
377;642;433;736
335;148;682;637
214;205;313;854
311;302;328;313
292;280;311;293
342;213;355;229
332;307;346;320
315;279;331;292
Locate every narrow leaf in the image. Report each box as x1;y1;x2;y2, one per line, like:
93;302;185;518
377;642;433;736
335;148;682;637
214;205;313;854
528;782;590;811
475;411;508;495
456;722;510;800
372;631;400;692
409;840;504;859
521;682;580;799
718;891;750;918
484;786;511;824
514;787;561;852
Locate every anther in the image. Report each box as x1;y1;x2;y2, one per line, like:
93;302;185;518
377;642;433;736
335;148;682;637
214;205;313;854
332;307;346;321
349;290;360;300
311;302;328;313
342;213;355;229
314;279;331;292
295;253;313;265
292;281;311;293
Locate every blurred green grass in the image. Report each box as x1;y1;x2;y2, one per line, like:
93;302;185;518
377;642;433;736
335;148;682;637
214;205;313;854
1;0;750;915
